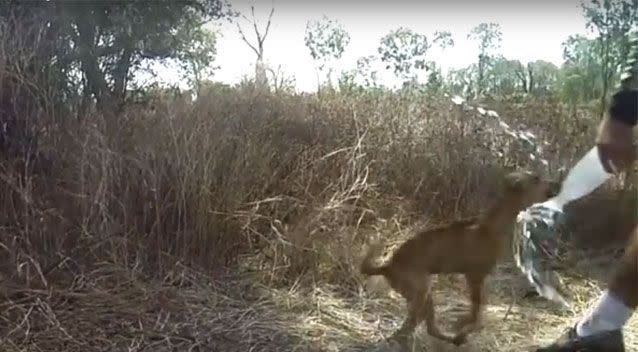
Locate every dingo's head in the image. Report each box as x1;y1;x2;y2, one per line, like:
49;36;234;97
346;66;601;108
503;171;557;208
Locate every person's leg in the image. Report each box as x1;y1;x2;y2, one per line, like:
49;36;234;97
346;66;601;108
607;225;638;309
536;225;637;352
576;225;637;336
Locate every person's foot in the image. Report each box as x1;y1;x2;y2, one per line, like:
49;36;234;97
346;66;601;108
536;325;625;352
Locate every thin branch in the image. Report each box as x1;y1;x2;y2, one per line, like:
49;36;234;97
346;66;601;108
236;22;260;57
261;7;275;46
250;6;262;46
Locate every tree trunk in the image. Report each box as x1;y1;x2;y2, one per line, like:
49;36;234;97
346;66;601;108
477;54;485;96
515;63;527;93
255;57;268;90
527;63;534;94
75;14;111;113
112;46;133;107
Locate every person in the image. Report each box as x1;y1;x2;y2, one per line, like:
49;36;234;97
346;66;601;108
534;30;637;352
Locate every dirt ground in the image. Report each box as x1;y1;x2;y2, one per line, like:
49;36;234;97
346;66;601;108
2;228;637;352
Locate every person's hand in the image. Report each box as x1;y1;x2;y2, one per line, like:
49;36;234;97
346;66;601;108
596;108;637;174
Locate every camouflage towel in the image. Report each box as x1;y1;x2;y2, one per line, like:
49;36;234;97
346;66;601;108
513;206;572;309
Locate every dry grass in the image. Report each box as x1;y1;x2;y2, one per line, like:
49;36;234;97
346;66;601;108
1;19;636;350
1;217;637;352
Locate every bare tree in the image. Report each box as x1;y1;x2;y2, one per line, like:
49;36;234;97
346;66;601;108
266;65;296;94
236;5;274;89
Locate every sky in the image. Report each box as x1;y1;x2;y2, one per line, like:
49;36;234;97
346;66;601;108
158;0;592;92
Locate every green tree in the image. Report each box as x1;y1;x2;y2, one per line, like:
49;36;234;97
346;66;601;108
175;25;219;93
468;22;503;96
582;0;638;117
0;0;232;113
470;56;559;99
304;15;351;89
337;55;380;94
433;30;455;49
485;56;523;96
446;64;478;100
378;27;430;83
426;31;455;93
526;60;559;97
425;62;444;93
354;55;379;88
559;34;604;106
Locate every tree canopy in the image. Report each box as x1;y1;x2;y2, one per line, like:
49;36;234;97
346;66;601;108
0;0;233;112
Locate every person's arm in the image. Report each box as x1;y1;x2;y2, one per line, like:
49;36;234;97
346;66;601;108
534;31;637;212
596;47;638;174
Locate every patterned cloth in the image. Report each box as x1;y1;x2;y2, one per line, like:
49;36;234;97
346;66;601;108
514;205;572;308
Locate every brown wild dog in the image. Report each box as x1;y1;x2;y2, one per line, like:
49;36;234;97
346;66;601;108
360;171;558;346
